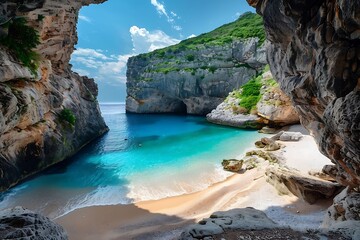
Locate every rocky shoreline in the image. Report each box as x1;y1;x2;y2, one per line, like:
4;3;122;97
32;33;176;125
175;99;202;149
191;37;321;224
181;128;359;239
206;70;299;129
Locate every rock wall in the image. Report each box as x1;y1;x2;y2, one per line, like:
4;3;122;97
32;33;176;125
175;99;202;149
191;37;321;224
126;38;266;115
0;207;68;239
206;70;299;128
247;0;360;187
0;0;108;191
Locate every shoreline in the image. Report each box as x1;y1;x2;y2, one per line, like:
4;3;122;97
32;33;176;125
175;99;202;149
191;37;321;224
55;125;334;240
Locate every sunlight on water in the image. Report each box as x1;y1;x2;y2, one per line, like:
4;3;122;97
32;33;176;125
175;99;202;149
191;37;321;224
0;103;261;218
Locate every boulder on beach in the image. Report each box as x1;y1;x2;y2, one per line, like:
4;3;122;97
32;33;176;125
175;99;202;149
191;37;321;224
255;137;281;151
0;207;68;240
180;208;278;240
222;159;244;172
271;131;303;142
266;166;342;204
258;126;278;134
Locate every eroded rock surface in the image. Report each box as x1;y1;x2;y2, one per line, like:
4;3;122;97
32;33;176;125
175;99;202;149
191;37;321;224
0;207;67;239
126;38;266;115
180;207;351;240
323;187;360;226
206;71;299;128
0;0;108;191
246;0;360;187
180;208;278;240
266;166;341;204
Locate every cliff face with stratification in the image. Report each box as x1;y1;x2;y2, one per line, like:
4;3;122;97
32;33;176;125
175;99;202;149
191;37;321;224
0;0;108;191
247;0;360;187
126;13;267;115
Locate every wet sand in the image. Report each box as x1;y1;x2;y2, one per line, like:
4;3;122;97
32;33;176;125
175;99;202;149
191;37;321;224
56;126;333;239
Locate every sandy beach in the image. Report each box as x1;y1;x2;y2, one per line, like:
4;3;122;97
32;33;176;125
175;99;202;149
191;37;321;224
55;125;333;240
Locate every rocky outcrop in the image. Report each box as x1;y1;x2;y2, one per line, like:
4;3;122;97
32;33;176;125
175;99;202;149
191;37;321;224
180;208;278;240
180;207;350;240
126;13;267;115
246;0;360;187
256;71;300;126
255;137;281;151
221;159;244;172
266;166;341;204
323;187;360;227
271;131;303;142
0;207;67;239
205;100;264;129
127;39;265;115
207;70;299;128
0;0;108;191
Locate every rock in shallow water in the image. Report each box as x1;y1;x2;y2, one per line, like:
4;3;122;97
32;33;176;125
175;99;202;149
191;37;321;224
0;207;68;240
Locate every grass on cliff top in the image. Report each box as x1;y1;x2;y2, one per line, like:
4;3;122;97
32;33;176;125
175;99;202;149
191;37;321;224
138;12;265;59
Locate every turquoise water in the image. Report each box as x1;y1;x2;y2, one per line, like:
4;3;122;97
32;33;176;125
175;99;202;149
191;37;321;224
0;103;260;218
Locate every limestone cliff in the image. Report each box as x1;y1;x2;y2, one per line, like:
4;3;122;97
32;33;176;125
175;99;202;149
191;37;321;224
0;0;108;191
246;0;360;187
126;13;266;115
207;70;299;128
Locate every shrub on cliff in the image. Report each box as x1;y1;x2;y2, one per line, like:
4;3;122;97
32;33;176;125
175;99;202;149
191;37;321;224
0;18;40;75
235;75;262;112
59;109;76;126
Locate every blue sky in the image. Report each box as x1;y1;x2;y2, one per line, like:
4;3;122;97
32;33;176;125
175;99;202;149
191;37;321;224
71;0;254;103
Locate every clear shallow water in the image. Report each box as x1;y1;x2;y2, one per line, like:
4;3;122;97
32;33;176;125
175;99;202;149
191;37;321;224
0;103;260;218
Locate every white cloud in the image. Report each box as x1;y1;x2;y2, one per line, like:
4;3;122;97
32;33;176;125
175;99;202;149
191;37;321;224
170;11;178;18
79;15;91;23
73;48;110;60
234;12;241;20
71;26;181;87
150;0;182;31
130;26;180;53
71;48;133;85
151;0;168;17
187;34;197;39
173;25;182;31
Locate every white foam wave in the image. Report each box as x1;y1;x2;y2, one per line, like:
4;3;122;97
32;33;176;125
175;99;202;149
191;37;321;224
54;186;132;219
127;164;232;202
54;165;232;218
0;184;28;210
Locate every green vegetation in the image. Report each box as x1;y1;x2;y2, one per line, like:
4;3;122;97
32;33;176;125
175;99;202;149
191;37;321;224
228;65;280;114
208;66;217;74
37;14;45;22
0;18;40;76
186;54;195;61
266;78;278;87
263;64;270;72
238;75;262;111
59;108;76;126
145;12;265;58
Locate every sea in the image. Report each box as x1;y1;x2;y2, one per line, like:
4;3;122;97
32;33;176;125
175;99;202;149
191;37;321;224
0;103;261;219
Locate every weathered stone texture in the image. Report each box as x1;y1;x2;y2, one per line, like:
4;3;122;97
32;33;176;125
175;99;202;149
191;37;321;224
0;207;68;240
0;0;108;191
247;0;360;187
126;39;266;115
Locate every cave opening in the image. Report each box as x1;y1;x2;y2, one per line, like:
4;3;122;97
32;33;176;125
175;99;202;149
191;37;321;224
175;100;188;115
